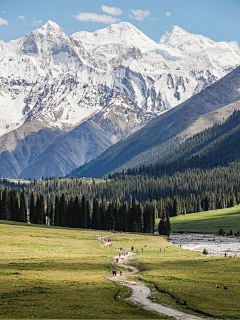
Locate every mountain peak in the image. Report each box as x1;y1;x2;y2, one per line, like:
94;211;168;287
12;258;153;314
40;20;63;32
159;26;189;44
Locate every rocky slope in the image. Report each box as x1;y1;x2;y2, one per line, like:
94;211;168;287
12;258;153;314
70;66;240;178
1;21;240;179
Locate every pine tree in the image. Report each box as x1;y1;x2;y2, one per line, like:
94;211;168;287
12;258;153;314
91;200;100;230
173;196;180;216
9;189;18;221
86;200;91;229
59;194;66;227
2;188;10;220
29;192;35;223
105;202;115;230
19;191;27;222
36;195;45;224
79;195;87;229
100;198;106;230
54;196;59;226
72;196;80;228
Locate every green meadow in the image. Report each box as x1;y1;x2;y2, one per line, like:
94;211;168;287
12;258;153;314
1;221;240;319
169;204;240;233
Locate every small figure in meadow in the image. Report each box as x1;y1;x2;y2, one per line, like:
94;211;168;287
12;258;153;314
216;284;219;288
116;258;119;263
112;270;115;276
120;270;122;276
224;285;228;290
131;246;134;252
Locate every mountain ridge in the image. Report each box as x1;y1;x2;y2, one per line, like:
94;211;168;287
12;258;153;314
1;21;240;179
69;65;240;178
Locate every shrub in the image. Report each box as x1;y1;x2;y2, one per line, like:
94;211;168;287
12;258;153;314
218;228;225;236
203;248;208;255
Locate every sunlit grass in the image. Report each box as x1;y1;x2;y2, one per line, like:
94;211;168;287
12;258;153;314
168;204;240;233
112;232;240;319
0;222;164;319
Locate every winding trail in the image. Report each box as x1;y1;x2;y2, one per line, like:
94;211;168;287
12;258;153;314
97;235;206;320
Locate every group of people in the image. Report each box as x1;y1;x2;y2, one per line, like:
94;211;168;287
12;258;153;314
216;284;228;289
112;270;123;276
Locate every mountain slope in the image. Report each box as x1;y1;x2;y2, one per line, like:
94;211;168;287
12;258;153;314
0;90;152;179
70;65;240;178
1;21;240;179
123;109;240;178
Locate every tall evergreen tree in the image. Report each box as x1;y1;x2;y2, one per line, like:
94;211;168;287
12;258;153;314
59;194;66;227
105;203;115;230
91;200;100;230
1;188;10;220
29;192;35;223
54;196;59;226
79;195;87;229
72;196;80;228
86;200;91;229
19;191;27;222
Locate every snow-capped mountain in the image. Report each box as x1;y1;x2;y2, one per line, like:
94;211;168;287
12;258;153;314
72;22;240;111
1;20;240;179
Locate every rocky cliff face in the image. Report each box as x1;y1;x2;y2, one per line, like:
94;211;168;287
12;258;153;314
1;21;240;179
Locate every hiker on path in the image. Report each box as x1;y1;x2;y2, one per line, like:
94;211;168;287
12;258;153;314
131;246;134;252
116;258;119;263
120;270;122;276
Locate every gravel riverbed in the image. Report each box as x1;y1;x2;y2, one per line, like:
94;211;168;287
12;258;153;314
168;233;240;257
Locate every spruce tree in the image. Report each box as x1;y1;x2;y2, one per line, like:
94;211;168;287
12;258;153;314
105;202;115;230
54;196;60;226
72;196;80;228
29;192;35;223
19;191;27;222
86;200;91;229
2;188;10;220
80;195;87;229
91;200;100;230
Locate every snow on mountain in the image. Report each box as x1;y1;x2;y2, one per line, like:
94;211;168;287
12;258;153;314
1;21;240;178
0;90;153;179
72;22;240;113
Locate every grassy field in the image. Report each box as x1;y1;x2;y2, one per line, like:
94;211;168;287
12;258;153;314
112;232;240;319
0;222;163;319
163;204;240;234
1;221;240;319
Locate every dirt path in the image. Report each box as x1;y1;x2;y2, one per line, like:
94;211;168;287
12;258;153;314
97;235;205;320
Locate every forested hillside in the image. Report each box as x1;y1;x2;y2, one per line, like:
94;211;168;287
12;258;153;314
118;109;240;178
69;66;240;179
0;111;240;234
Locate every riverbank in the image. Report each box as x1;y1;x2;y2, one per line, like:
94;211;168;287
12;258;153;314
168;233;240;257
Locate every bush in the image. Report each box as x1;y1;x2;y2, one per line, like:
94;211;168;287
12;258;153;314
218;228;225;236
203;248;208;255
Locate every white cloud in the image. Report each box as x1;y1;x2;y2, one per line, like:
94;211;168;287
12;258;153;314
165;11;171;17
17;16;26;21
129;9;151;22
73;12;120;24
31;18;43;26
101;5;122;16
0;17;8;26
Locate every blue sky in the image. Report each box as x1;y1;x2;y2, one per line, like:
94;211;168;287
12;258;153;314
0;0;240;44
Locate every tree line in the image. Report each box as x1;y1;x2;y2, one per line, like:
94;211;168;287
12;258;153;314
0;188;158;234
